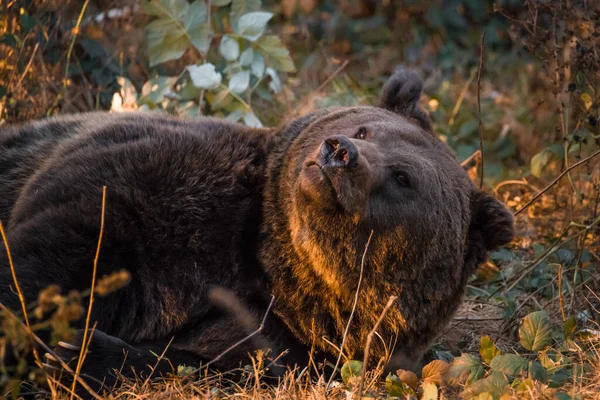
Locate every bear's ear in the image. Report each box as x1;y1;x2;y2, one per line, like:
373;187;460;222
379;67;431;131
465;190;514;270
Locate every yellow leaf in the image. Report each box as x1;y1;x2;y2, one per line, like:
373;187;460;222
396;369;419;389
581;93;593;110
422;359;450;385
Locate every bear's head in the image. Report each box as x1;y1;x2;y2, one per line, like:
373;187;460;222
261;67;514;369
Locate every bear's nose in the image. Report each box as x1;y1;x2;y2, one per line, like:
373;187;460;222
320;136;359;168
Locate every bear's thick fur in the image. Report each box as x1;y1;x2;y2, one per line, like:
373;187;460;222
0;69;513;392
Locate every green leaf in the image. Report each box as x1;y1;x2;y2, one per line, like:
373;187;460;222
251;53;265;77
563;316;576;338
243;111;262;127
265;67;282;93
148;33;189;66
528;361;548;383
479;336;501;364
140;0;189;17
240;48;254;66
236;12;273;41
219;35;240;61
229;71;250;93
185;1;210;53
446;353;485;385
226;108;245;122
519;311;553;351
489;354;527;376
254;35;295;72
19;14;36;34
385;373;412;397
184;1;207;29
187;63;222;89
0;33;18;48
340;360;363;385
554;392;574;400
188;24;211;54
142;0;210;65
213;0;232;5
531;148;554;178
462;371;509;399
231;0;261;22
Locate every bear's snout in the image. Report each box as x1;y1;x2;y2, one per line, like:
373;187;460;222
319;136;359;169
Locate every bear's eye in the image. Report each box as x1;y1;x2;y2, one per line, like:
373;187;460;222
355;127;368;140
395;172;411;187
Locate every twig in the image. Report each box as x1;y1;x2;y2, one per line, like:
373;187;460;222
0;221;32;334
449;68;477;127
505;215;600;294
357;295;398;399
48;0;89;115
294;60;350;115
15;42;39;88
477;31;486;189
460;150;481;167
203;294;276;369
71;185;107;398
327;230;374;389
0;302;104;400
515;149;600;216
558;263;566;321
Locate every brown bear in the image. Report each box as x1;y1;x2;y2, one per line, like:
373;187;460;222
0;68;513;393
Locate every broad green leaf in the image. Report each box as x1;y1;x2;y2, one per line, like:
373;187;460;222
219;35;240;61
461;371;508;399
240;48;254;66
480;336;501;364
183;1;207;30
229;71;250;93
519;311;553;351
421;382;438;400
148;33;189;66
187;63;222;89
226;108;245;122
265;67;281;93
548;369;571;388
188;24;211;54
446;353;485;385
140;0;189;18
254;35;295;72
143;0;209;64
385;373;412;397
340;360;363;385
251;53;265;77
243;111;263;127
531;148;553;178
421;359;450;385
489;354;527;376
236;12;273;41
213;0;232;5
528;361;548;383
231;0;261;22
